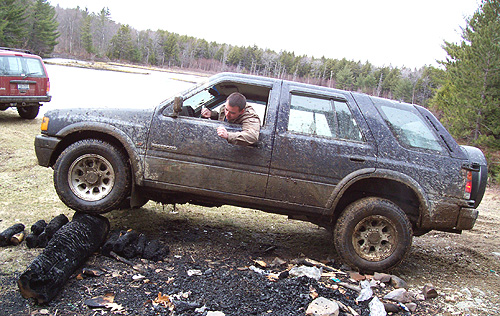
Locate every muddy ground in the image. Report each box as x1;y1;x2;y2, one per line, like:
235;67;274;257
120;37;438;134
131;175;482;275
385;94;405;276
0;111;499;316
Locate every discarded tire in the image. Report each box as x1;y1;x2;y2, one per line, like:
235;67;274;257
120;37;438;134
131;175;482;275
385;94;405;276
18;213;110;303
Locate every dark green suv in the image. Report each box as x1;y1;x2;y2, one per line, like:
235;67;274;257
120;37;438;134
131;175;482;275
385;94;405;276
34;72;487;272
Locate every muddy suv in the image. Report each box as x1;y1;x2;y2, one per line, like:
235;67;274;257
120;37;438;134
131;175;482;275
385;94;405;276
0;47;51;119
34;72;487;272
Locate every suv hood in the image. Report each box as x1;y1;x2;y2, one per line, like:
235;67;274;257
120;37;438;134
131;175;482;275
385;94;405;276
43;107;155;137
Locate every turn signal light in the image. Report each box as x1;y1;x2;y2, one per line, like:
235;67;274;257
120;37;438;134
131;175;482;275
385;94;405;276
41;117;49;131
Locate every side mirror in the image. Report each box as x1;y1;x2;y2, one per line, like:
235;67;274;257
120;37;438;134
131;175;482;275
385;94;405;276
173;96;183;113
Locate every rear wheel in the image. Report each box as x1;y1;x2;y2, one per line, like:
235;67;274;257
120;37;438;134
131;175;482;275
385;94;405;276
17;105;40;119
333;197;413;272
54;139;131;214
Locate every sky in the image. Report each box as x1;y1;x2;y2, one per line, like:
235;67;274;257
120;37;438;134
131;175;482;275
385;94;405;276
49;0;481;69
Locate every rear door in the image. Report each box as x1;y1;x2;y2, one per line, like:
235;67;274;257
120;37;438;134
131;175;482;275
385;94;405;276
266;82;378;209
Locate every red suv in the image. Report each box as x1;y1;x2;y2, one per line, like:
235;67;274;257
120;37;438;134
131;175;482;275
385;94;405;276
0;47;51;119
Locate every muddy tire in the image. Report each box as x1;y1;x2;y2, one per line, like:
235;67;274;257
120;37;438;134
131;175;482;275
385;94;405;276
53;139;131;214
333;197;413;272
17;105;39;119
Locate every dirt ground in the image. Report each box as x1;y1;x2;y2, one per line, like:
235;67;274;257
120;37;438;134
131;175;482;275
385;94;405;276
0;110;499;316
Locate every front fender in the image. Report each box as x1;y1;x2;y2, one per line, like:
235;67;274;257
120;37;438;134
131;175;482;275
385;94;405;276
54;122;146;186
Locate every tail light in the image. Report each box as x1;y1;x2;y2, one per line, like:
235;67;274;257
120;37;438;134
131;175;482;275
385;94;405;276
464;170;473;200
46;80;50;94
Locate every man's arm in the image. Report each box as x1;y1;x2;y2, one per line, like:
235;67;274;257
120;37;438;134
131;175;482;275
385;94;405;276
225;115;260;146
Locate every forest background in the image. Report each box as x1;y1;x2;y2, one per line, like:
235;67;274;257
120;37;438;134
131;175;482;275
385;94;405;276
1;0;499;182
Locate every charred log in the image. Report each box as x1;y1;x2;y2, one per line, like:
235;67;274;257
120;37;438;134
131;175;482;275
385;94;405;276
44;214;69;238
26;215;69;249
102;230;169;261
31;220;47;235
17;213;109;304
0;223;25;246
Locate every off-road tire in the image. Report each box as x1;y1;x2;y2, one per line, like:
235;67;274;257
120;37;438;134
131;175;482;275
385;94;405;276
17;105;39;119
53;139;131;214
333;197;413;273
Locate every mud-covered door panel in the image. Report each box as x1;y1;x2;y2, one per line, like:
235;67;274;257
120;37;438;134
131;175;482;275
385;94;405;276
145;79;279;198
267;85;377;207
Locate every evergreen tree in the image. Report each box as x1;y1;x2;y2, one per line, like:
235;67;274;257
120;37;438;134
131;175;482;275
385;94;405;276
108;24;138;62
432;0;500;147
25;0;59;56
0;0;27;47
80;9;94;55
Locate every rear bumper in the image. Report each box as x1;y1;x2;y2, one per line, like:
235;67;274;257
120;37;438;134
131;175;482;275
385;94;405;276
0;95;52;104
34;135;60;167
455;208;479;230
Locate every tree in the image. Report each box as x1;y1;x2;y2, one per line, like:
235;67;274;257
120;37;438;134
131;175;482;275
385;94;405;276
0;0;27;47
25;0;59;56
80;9;94;55
432;0;500;147
108;24;139;62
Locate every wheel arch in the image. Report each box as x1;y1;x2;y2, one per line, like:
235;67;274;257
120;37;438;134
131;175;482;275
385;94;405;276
326;169;430;231
49;123;145;186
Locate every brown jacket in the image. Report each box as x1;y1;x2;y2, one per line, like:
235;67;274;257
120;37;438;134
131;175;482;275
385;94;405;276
213;105;261;146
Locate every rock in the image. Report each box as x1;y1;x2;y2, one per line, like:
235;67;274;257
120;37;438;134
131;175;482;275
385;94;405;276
390;275;408;289
492;251;500;259
356;280;373;302
306;297;339;316
349;271;365;281
374;272;392;283
368;297;387;316
206;312;225;316
383;302;400;313
187;269;203;276
406;302;417;312
289;265;322;281
383;288;413;303
422;283;438;299
271;257;286;267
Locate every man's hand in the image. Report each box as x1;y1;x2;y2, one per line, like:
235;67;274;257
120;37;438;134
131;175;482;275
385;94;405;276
201;107;212;118
217;126;228;139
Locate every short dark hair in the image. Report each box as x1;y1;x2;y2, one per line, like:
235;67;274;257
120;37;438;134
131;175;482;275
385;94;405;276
227;92;246;110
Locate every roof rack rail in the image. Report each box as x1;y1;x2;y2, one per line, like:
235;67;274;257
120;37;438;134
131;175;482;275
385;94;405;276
0;47;32;54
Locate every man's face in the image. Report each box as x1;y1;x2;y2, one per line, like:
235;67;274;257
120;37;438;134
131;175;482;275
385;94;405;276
224;102;244;121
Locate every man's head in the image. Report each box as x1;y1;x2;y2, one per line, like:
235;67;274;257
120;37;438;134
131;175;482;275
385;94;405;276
224;92;246;121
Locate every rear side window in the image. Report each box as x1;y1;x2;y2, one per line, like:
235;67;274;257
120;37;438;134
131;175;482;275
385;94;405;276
0;56;46;77
379;104;444;153
288;94;364;141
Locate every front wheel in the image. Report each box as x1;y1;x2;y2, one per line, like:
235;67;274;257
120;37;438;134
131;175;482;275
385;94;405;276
53;139;131;214
333;197;413;273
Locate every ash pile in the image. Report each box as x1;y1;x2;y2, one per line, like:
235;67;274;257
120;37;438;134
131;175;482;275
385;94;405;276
1;214;443;315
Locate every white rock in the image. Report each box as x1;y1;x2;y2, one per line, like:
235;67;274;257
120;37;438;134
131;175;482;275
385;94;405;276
368;296;387;316
187;269;203;276
206;312;225;316
305;297;339;316
289;265;322;281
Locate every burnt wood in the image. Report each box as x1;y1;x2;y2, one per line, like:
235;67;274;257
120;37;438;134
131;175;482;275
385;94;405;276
17;213;109;303
0;223;25;246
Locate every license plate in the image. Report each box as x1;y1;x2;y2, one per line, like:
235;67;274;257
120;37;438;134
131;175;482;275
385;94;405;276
18;83;30;90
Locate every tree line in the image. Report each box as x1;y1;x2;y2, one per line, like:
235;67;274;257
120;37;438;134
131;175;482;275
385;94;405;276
1;0;498;180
